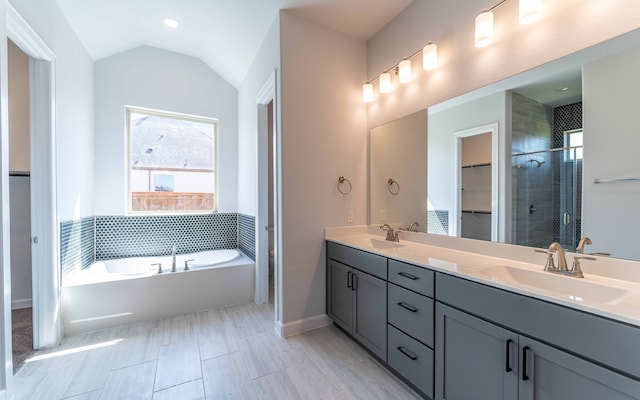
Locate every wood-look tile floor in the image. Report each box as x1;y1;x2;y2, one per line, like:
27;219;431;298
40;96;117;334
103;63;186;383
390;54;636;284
14;302;422;400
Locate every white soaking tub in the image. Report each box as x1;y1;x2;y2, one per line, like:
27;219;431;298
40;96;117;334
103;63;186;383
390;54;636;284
62;249;255;334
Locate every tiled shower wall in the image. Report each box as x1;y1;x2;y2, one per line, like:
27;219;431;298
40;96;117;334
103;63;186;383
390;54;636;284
60;213;256;277
511;92;554;248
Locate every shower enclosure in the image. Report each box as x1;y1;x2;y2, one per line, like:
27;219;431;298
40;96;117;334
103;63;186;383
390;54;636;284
511;139;583;251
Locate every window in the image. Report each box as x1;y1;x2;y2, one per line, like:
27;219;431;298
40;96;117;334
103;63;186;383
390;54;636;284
564;129;583;161
127;107;217;213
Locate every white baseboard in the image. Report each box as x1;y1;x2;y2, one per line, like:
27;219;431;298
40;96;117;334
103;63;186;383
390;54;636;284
12;299;32;310
275;313;332;337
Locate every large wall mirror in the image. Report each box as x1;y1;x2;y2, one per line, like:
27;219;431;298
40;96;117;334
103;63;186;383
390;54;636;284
369;28;640;262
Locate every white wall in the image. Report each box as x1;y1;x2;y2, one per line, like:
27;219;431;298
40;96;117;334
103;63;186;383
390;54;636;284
427;92;506;237
279;11;367;325
237;17;281;216
582;43;640;260
366;0;640;128
9;0;95;221
7;40;29;172
370;109;427;230
94;46;238;215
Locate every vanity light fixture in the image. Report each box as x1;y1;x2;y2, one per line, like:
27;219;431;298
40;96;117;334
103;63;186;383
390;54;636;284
362;82;374;102
476;0;542;47
475;10;494;47
163;17;180;28
398;59;412;83
519;0;542;25
423;42;438;70
379;71;391;93
361;41;438;102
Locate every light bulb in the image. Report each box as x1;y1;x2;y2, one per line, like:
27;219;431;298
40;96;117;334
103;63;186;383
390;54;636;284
163;17;180;29
379;72;391;93
399;59;412;83
362;83;373;102
475;11;494;48
423;42;438;70
519;0;541;25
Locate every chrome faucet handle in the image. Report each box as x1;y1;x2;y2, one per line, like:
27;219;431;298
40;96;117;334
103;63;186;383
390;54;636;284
534;249;556;271
570;256;596;278
152;262;162;274
184;259;195;271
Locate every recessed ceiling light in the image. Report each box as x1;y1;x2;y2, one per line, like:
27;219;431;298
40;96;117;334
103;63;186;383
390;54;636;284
554;86;570;92
163;17;179;29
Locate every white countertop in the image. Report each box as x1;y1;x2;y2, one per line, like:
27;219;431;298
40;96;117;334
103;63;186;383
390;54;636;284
325;227;640;328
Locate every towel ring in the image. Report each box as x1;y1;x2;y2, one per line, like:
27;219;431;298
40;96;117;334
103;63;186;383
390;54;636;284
337;176;352;195
388;179;400;195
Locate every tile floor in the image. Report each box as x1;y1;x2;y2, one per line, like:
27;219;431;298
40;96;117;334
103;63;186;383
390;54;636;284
14;302;422;400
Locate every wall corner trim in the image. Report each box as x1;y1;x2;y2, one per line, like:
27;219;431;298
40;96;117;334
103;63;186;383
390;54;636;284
275;314;332;337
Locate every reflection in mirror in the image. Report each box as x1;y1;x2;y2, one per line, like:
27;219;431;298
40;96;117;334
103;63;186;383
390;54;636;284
428;38;640;260
369;110;427;232
369;30;640;261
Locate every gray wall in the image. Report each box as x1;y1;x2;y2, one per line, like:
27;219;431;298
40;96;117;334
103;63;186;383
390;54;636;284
93;46;238;215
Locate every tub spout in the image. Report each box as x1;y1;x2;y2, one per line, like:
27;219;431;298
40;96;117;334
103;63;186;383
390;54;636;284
171;245;177;272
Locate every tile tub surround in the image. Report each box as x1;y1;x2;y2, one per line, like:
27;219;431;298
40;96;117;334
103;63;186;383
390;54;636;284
325;226;640;327
60;217;95;276
60;213;258;279
95;213;238;260
14;302;422;400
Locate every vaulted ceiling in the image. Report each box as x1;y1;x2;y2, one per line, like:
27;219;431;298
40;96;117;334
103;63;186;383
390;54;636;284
54;0;415;87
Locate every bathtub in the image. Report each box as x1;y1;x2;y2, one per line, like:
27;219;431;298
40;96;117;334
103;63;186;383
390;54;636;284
62;249;255;335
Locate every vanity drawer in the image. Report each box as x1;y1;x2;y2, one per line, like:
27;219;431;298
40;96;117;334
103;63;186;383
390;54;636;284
388;283;434;347
388;259;434;297
327;242;387;279
388;324;434;398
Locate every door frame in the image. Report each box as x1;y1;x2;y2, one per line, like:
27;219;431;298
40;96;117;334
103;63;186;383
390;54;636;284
4;1;59;356
254;70;281;324
452;123;499;241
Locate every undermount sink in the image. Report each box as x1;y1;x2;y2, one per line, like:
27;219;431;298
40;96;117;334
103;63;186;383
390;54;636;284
367;238;405;250
475;265;630;304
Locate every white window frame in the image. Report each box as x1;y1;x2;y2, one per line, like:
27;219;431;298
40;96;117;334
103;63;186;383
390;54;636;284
125;106;219;215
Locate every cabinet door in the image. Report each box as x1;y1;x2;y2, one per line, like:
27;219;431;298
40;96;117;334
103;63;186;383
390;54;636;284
435;303;518;400
519;337;640;400
353;271;387;360
328;260;353;332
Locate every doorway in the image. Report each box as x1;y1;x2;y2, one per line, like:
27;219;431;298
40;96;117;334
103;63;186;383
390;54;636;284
255;71;281;329
7;38;35;374
453;123;499;241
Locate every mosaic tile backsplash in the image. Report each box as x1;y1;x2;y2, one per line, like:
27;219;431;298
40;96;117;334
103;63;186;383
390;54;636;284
60;217;95;276
60;213;256;277
239;214;256;261
95;213;238;260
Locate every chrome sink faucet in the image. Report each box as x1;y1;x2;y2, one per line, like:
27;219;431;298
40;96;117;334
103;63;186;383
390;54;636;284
408;222;420;232
171;245;177;272
380;224;399;242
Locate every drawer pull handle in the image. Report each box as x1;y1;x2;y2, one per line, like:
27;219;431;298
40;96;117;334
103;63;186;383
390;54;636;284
505;339;513;372
522;346;531;381
351;274;357;291
397;302;418;312
397;346;418;361
347;271;352;288
398;272;419;280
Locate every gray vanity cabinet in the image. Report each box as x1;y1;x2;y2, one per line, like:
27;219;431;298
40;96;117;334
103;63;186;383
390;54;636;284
435;274;640;400
327;242;387;360
518;336;640;400
435;303;518;400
